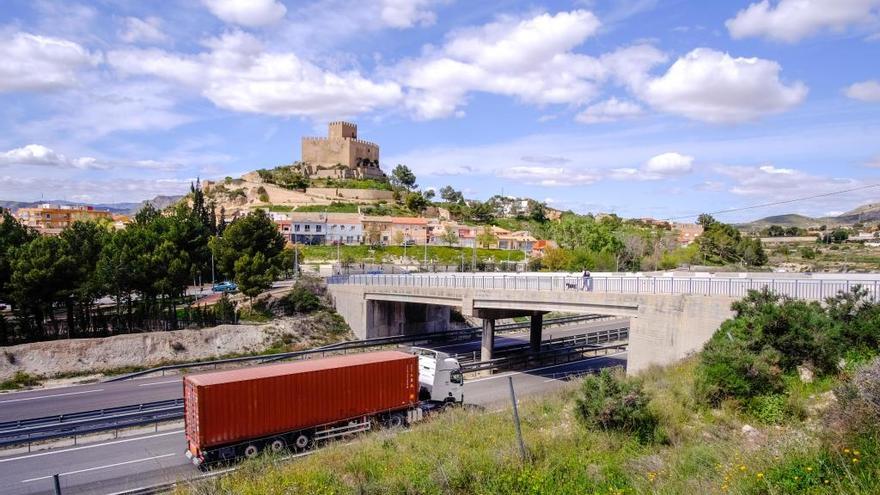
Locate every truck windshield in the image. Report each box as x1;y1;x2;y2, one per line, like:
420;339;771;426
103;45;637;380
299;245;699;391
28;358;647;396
450;370;463;385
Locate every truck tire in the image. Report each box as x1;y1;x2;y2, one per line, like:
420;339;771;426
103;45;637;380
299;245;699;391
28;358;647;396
293;432;311;451
243;444;259;459
268;438;286;454
386;413;406;429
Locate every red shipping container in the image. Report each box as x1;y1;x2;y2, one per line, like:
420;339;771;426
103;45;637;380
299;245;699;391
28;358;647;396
184;351;419;454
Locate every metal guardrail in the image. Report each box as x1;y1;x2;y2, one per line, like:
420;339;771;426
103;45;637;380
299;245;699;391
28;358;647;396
454;325;628;365
460;341;628;374
0;399;184;449
328;273;879;301
105;314;603;381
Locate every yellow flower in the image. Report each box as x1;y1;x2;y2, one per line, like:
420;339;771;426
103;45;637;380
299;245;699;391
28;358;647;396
853;458;860;463
854;450;861;456
756;472;764;479
806;467;813;472
739;465;747;471
844;448;851;454
825;480;830;484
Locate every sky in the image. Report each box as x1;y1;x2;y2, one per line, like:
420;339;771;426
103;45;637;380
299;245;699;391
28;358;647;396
0;0;879;222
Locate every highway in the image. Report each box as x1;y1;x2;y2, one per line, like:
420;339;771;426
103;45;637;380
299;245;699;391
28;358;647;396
0;319;627;495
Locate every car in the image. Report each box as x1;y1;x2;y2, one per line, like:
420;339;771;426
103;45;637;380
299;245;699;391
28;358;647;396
212;281;238;293
402;239;417;247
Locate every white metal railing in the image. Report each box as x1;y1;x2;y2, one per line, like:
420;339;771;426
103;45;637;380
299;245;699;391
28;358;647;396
326;274;880;301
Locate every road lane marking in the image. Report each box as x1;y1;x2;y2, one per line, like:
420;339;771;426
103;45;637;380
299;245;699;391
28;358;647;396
21;453;177;483
465;351;627;384
0;430;183;463
137;380;179;387
0;389;104;404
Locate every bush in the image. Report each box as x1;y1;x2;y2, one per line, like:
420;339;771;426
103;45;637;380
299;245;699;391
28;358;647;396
0;371;41;390
747;393;788;424
212;294;237;323
574;368;662;443
279;284;322;315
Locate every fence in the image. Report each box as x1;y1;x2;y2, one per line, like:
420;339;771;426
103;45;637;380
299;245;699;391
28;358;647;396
328;274;879;301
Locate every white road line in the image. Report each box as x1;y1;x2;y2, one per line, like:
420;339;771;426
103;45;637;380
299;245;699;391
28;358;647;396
465;351;627;384
0;388;104;404
21;453;177;483
0;430;183;463
137;380;179;387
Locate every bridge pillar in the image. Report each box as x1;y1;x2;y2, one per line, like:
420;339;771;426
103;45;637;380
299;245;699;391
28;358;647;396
481;318;495;362
529;312;543;353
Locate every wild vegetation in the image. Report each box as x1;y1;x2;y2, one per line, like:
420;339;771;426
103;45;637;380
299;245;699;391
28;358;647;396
181;287;880;495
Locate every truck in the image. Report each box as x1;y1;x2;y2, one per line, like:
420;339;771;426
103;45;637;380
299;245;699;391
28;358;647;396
183;349;463;466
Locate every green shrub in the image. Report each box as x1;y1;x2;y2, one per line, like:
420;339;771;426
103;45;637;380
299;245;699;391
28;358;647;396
212;294;237;323
747;394;788;424
279;285;322;315
0;371;41;390
574;368;662;443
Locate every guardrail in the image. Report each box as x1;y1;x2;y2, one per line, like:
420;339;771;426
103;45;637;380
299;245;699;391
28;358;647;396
454;325;628;365
460;341;627;374
0;399;183;449
105;314;604;381
328;273;879;301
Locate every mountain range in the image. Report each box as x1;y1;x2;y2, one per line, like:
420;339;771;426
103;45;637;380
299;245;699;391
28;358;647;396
0;195;183;216
738;203;880;230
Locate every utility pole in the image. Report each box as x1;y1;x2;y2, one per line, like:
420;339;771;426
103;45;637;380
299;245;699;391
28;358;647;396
293;243;299;279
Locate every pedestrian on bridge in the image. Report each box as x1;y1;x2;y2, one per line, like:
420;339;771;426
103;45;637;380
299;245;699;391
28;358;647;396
582;270;593;291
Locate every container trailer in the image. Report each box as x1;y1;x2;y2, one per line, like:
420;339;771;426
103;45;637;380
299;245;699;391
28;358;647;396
184;349;463;465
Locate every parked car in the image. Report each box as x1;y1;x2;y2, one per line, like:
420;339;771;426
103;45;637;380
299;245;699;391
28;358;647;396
402;239;417;247
212;281;238;293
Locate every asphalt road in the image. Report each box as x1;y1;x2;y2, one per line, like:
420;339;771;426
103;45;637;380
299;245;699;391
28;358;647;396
0;318;628;423
0;352;626;495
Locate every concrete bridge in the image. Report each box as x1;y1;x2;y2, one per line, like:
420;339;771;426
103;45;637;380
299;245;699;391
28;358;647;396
327;273;880;373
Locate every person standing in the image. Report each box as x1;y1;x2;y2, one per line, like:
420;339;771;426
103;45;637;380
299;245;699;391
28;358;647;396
582;270;593;291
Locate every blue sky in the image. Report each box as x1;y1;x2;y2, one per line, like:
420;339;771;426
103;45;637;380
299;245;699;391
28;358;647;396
0;0;878;222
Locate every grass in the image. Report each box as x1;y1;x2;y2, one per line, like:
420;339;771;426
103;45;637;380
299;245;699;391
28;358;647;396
311;178;393;191
295;203;360;213
300;245;525;265
180;357;880;495
0;371;41;390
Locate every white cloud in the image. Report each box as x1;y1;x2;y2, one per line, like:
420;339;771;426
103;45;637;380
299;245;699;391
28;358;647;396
714;164;868;203
640;48;807;123
726;0;880;43
0;144;103;169
201;0;287;27
396;10;605;119
0;176;191;203
0;32;98;92
498;166;601;186
609;152;694;181
575;97;643;123
119;16;167;44
380;0;440;28
845;80;880;102
108;31;402;119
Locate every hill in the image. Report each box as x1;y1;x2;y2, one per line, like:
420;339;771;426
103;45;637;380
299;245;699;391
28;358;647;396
0;195;183;216
741;202;880;230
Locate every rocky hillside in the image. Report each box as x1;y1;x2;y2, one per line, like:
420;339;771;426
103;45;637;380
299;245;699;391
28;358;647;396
740;202;880;229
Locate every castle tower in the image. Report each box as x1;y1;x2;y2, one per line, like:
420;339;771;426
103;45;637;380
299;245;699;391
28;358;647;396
328;121;357;139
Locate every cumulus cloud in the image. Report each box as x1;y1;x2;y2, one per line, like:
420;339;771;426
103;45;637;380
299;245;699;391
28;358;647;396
714;163;868;204
201;0;287;27
726;0;880;43
396;10;605;119
576;97;643;123
639;48;807;123
108;31;402;118
0;32;98;92
379;0;440;28
845;80;880;102
609;152;694;181
0;144;104;169
498;166;601;186
119;16;167;44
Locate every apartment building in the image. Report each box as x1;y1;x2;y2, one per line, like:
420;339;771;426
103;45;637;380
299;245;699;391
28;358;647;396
325;213;363;245
390;217;428;245
16;204;113;234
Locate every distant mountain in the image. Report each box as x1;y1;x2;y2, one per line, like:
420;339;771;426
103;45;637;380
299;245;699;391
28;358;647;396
0;195;184;216
740;202;880;230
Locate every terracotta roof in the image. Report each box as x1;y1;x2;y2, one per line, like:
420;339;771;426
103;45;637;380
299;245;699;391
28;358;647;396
391;216;427;225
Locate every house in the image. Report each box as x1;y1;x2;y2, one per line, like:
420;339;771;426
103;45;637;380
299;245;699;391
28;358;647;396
390;217;428;245
362;215;393;246
326;213;363;245
290;212;327;245
16;204;113;234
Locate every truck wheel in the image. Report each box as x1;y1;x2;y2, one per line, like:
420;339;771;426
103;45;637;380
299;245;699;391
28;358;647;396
387;413;406;429
268;438;286;454
293;433;311;451
243;444;259;459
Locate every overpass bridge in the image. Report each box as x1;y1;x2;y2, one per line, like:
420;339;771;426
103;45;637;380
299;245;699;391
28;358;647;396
327;273;880;373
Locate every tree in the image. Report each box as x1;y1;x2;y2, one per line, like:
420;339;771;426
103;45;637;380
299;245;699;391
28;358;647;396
365;224;383;246
9;235;75;339
617;231;647;271
424;189;436;200
695;214;767;266
441;226;459;247
234;252;275;300
529;202;548;223
405;191;429;213
476;226;498;249
390;164;417;191
392;230;405;246
210;209;285;279
469;201;495;224
541;247;574;271
0;209;37;305
439;185;464;203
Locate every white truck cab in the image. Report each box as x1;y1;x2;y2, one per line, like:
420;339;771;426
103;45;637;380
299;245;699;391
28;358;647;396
411;347;464;404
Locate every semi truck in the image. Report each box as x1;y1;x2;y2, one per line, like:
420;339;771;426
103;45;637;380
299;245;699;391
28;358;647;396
183;349;463;466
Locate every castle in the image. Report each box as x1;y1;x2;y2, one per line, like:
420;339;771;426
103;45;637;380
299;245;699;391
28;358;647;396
300;122;385;180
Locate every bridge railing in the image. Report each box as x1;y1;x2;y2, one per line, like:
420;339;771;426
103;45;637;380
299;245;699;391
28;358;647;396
327;274;879;301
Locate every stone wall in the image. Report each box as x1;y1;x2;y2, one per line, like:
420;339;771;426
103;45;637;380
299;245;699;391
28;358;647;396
305;187;395;201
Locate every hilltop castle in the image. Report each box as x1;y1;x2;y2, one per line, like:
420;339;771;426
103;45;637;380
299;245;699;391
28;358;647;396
300;122;385;180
